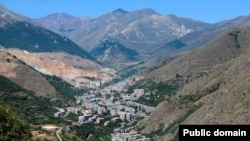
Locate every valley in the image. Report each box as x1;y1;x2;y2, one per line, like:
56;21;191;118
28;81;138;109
0;3;250;141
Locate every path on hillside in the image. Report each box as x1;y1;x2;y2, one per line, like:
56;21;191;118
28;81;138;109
56;127;63;141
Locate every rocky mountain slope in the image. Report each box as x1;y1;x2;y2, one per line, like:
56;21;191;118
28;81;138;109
42;9;209;52
136;25;250;140
0;50;56;97
36;12;91;34
0;4;35;26
4;48;116;87
36;9;250;72
36;9;210;69
177;15;250;51
0;50;91;140
0;5;117;86
90;39;139;69
0;7;94;60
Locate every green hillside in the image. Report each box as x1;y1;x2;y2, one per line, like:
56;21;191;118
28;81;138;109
0;103;31;141
0;75;67;125
0;21;95;60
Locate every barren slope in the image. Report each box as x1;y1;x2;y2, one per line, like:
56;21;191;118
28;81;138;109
0;50;56;97
5;49;116;87
137;26;250;140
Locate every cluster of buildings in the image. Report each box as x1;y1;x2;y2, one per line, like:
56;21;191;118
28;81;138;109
78;114;105;124
54;76;154;139
112;129;150;141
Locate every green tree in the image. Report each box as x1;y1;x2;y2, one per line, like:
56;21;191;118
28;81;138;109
0;103;31;141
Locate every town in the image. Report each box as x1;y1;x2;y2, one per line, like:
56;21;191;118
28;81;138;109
54;76;153;141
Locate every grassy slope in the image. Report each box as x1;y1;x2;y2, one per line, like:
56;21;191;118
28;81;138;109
137;26;250;140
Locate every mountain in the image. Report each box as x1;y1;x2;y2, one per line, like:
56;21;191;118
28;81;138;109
0;5;117;86
0;21;95;60
0;50;92;139
57;9;209;53
0;49;77;115
0;4;35;26
0;48;86;103
151;15;250;62
37;10;250;72
90;39;139;69
36;9;210;69
177;15;250;51
135;25;250;140
4;48;116;87
35;13;91;34
0;5;94;60
0;50;56;97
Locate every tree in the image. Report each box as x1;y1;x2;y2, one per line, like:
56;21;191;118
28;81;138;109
0;103;31;141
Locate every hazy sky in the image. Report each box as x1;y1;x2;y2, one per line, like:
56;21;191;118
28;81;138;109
1;0;250;23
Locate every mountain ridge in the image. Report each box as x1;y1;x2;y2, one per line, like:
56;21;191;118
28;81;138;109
36;8;212;70
0;50;56;97
36;10;250;71
0;6;117;87
0;5;96;61
136;25;250;140
90;39;139;69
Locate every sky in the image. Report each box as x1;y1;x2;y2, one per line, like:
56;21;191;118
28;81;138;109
1;0;250;23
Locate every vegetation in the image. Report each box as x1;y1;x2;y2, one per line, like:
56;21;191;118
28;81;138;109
75;123;113;141
0;21;94;60
0;75;26;93
146;80;221;139
0;75;68;125
166;39;186;49
127;80;180;106
0;103;31;141
148;104;202;138
67;113;80;122
44;75;87;101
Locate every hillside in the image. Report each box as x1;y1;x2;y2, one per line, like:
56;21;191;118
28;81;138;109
0;72;78;140
0;50;56;97
0;102;31;141
37;9;210;69
0;21;95;60
0;49;95;103
35;12;91;34
0;5;95;60
151;15;250;62
136;26;250;140
59;9;208;52
0;5;117;86
0;73;56;124
90;39;139;69
4;49;117;87
37;9;250;73
177;15;250;51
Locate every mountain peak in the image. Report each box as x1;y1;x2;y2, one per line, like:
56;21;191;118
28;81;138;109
112;8;128;14
0;4;35;26
39;12;75;20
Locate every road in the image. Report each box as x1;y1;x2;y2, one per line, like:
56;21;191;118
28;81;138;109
56;127;63;141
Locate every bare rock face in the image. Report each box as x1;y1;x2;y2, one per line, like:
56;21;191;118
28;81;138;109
6;49;117;87
0;50;56;97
